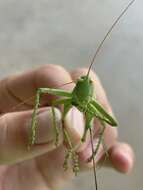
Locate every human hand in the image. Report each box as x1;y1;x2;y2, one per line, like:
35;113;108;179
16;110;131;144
0;65;134;190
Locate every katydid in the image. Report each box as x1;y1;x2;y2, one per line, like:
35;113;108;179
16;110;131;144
27;0;136;189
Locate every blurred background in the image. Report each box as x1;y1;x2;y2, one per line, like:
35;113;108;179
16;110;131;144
0;0;142;189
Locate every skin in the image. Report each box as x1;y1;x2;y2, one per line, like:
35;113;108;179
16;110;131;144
0;64;134;190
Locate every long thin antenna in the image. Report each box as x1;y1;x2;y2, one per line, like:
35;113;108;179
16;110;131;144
87;0;136;76
89;128;98;190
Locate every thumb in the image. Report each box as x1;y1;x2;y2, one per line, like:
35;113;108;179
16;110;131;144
0;107;63;165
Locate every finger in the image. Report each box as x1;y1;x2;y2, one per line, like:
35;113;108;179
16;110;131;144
0;64;73;113
64;107;85;149
106;142;134;173
0;107;63;165
77;141;134;174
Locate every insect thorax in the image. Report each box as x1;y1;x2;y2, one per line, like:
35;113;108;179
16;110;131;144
72;75;94;105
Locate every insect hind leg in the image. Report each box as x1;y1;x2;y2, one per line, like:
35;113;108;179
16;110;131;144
29;88;72;148
88;121;106;162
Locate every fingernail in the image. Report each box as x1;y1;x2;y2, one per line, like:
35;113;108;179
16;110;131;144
64;107;85;147
29;108;62;144
111;146;134;173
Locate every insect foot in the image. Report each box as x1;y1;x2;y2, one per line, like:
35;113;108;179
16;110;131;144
63;149;80;176
63;149;72;171
72;152;79;176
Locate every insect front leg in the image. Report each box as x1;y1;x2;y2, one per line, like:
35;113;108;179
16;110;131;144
61;101;80;175
47;98;80;175
29;88;72;148
52;98;72;146
29;88;41;147
82;107;108;164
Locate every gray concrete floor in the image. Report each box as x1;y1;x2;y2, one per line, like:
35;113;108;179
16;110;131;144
0;0;142;189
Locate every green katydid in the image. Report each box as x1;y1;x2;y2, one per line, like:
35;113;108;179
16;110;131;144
27;0;136;189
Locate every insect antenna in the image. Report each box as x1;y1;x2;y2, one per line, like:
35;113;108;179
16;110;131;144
58;81;75;87
89;128;98;190
87;0;136;77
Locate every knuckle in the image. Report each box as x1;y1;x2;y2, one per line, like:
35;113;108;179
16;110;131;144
35;64;70;87
36;64;67;76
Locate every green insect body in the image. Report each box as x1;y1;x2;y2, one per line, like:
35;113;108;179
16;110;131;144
29;75;117;175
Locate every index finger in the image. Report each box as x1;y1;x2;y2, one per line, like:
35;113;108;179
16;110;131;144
0;64;73;113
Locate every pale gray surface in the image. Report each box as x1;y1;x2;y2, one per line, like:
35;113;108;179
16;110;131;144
0;0;142;189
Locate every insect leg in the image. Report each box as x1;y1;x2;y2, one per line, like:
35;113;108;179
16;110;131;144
61;101;79;175
87;102;111;163
29;88;41;147
47;97;79;174
89;100;118;126
88;120;106;162
81;111;98;189
81;112;93;142
52;98;72;146
96;118;109;159
29;88;72;147
36;87;72;97
63;127;79;175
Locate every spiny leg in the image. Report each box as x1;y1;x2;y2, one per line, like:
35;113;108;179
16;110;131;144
87;99;117;161
29;89;41;147
96;118;109;160
88;120;106;162
63;127;79;175
94;118;109;170
81;100;116;162
51;98;72;146
63;127;73;170
90;99;117;126
51;106;59;146
101;132;109;159
62;103;80;175
47;97;79;174
79;110;98;189
29;88;72;148
96;134;109;170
